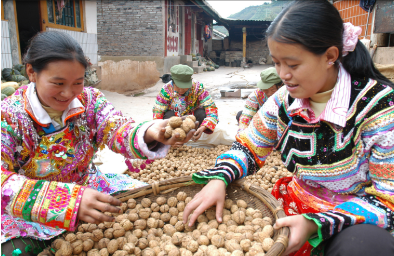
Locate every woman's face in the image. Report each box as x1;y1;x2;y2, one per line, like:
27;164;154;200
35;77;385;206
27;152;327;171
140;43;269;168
263;83;281;97
27;60;85;111
174;84;189;95
268;38;337;99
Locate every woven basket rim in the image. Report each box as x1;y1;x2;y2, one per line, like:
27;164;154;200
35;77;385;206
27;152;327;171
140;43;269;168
114;176;289;256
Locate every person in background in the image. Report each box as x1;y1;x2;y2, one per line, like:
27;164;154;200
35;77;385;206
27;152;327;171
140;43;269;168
182;1;394;255
153;64;218;142
236;67;283;132
1;31;196;255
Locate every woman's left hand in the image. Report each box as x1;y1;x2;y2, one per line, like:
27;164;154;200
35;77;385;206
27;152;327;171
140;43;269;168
192;126;207;141
144;118;199;146
273;215;318;255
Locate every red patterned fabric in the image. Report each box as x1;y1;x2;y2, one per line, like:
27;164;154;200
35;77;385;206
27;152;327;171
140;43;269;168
272;177;317;256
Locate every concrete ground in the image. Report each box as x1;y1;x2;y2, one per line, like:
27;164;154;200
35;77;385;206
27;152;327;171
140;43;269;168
101;64;273;127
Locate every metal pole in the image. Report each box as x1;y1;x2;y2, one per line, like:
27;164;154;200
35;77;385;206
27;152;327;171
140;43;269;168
242;27;246;64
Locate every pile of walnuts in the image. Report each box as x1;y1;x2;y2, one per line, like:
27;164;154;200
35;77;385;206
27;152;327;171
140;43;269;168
164;116;196;141
245;151;293;193
126;145;231;184
53;192;276;256
126;147;292;192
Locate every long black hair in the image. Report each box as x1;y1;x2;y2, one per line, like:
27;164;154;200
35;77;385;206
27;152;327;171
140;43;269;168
23;31;88;73
266;0;393;88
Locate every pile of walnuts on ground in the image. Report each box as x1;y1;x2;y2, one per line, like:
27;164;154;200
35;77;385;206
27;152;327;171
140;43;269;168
126;145;231;184
53;192;276;256
245;151;293;193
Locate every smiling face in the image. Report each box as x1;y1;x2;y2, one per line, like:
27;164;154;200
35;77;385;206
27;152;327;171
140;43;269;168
268;38;339;99
27;60;85;111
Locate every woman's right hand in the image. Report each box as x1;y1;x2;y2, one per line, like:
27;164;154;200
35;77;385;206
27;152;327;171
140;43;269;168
183;179;226;226
78;188;122;224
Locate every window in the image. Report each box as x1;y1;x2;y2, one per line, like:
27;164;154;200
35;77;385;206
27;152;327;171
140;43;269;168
41;0;84;31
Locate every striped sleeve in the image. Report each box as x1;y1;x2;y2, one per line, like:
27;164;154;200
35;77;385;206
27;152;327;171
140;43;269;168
192;88;285;186
198;84;218;133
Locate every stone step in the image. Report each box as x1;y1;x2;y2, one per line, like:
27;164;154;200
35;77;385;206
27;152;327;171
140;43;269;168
193;66;204;73
180;55;192;63
185;60;199;68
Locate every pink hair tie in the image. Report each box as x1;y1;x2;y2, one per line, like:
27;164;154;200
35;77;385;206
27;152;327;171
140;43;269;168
342;22;362;57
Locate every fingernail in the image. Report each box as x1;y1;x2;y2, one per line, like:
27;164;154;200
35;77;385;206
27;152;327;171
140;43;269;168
218;217;222;222
189;222;192;227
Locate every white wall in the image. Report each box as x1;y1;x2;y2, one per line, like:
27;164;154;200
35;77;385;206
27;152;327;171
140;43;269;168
1;20;13;69
84;1;97;34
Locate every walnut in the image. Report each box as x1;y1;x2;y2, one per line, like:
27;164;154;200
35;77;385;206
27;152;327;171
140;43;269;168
181;118;195;133
138;208;152;219
87;249;100;256
185;197;192;204
150;202;160;212
113;226;126;239
211;235;225;247
177;192;187;201
127;234;138;245
262;217;273;226
208;220;219;229
163;224;177;236
147;218;159;229
181;236;192;248
262;225;274;237
177;202;186;212
167;197;178;207
175;221;185;232
134;219;147;230
185;240;198;253
160;204;170;213
164;125;173;139
127;199;137;209
232;211;246;225
158;220;165;228
169;207;179;216
123;243;135;254
161;213;171;222
106;239;118;254
71;240;83;254
92;230;104;242
207;229;218;240
218;224;227;232
199;224;211;235
168;116;183;128
255;232;270;243
224;199;233;209
262;238;274;252
168;248;180;256
245;208;255;217
151;212;161;219
98;238;110;250
232;233;244;243
224;239;242;253
240;239;251;252
223;215;232;224
252;211;263;219
99;248;109;256
230;205;238;214
141;198;152;208
149;240;159;248
120;219;133;231
65;233;77;243
236;200;248;209
156;197;167;206
137;238;148;250
171;232;185;246
127;213;139;222
192;230;201;240
117;237;127;250
197;214;208;223
81;233;93;241
197;235;210;246
133;229;143;238
205;209;216;221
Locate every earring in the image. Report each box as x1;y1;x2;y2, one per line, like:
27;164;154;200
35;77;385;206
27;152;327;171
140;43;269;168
329;61;334;65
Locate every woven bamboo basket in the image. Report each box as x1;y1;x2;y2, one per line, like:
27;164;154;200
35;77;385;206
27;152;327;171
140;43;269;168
114;176;289;256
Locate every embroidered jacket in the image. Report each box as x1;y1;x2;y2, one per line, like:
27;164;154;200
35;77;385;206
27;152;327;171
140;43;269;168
193;67;394;247
152;80;218;133
1;84;169;243
238;89;268;132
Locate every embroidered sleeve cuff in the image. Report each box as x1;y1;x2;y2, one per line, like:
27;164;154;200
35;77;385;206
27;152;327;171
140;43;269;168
201;119;216;133
303;214;324;248
192;171;229;186
137;120;171;160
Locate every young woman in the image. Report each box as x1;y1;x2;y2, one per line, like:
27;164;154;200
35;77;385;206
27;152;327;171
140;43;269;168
153;64;218;142
236;67;283;132
1;31;196;253
183;1;394;255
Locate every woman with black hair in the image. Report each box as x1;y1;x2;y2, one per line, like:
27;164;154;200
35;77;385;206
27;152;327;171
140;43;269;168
1;31;197;254
183;1;394;255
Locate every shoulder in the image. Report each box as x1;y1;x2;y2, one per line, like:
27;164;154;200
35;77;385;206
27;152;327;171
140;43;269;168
1;86;27;113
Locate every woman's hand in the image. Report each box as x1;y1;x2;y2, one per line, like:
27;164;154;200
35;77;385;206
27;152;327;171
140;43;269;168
274;215;318;255
192;125;207;142
144;118;199;146
78;188;122;224
183;179;226;226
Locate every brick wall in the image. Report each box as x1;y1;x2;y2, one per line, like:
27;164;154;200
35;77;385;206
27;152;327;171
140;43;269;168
97;0;164;56
333;0;373;39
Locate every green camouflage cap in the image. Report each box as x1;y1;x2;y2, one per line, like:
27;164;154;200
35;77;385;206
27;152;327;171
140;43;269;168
257;67;282;89
170;64;194;88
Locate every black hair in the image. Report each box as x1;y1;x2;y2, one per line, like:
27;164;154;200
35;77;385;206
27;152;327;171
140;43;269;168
266;0;393;88
23;31;88;73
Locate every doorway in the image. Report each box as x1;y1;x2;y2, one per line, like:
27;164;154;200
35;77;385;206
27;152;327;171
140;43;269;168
16;0;41;58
